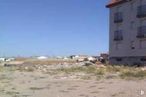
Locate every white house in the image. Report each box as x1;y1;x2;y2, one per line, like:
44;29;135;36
0;58;6;62
37;56;48;60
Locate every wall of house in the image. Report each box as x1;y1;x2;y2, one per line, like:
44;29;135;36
109;0;146;65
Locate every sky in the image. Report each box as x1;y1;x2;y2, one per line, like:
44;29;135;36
0;0;109;57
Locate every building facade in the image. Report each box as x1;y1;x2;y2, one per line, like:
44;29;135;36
106;0;146;65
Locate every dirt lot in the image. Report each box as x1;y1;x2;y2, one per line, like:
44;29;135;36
0;64;146;97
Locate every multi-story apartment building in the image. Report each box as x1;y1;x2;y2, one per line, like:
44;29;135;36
106;0;146;65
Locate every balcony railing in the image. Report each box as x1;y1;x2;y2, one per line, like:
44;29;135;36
137;26;146;38
137;5;146;18
114;12;123;23
114;30;123;41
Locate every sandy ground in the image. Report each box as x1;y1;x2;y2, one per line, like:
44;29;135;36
0;69;146;97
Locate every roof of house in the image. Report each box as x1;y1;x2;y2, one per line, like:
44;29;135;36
106;0;127;8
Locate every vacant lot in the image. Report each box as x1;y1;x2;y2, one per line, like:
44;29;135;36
0;64;145;97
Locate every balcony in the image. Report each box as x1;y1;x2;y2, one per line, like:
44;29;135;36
114;12;123;23
137;26;146;38
114;30;123;41
137;5;146;18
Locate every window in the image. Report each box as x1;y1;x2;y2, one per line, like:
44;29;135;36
114;30;123;41
137;5;146;18
137;26;146;38
116;58;122;62
114;12;123;23
141;57;146;61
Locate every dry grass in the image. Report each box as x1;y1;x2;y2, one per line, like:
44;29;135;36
120;69;146;79
1;62;146;79
55;65;146;79
23;59;76;65
56;66;105;76
16;66;35;72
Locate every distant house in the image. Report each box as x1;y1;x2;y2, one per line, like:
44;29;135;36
70;55;80;59
56;56;63;59
37;56;48;60
70;55;98;62
6;58;15;62
63;56;69;60
70;55;88;62
0;58;6;62
69;55;76;59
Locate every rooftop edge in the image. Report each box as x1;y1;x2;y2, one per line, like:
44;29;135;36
106;0;128;8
